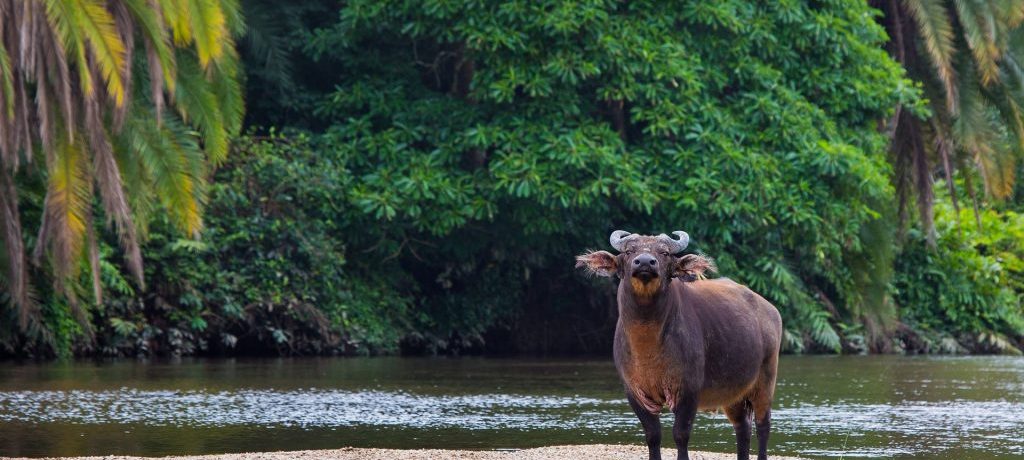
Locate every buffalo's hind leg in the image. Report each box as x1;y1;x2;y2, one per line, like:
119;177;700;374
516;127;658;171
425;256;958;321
752;392;773;460
754;407;771;460
752;366;778;460
627;392;662;460
724;400;753;460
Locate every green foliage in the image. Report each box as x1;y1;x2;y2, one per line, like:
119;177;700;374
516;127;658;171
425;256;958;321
8;0;1024;357
0;0;245;348
172;0;914;355
874;0;1024;240
312;0;912;353
894;185;1024;354
90;135;413;355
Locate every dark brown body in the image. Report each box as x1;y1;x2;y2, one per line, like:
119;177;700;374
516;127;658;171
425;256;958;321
577;231;782;460
614;277;782;460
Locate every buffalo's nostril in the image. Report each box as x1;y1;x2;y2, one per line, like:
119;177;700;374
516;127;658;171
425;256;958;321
634;254;656;268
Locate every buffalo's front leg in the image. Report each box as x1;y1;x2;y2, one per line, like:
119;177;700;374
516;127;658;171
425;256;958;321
671;392;698;460
627;391;662;460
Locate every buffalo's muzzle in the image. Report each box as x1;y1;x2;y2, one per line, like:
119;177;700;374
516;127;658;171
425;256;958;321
633;271;656;282
632;254;658;282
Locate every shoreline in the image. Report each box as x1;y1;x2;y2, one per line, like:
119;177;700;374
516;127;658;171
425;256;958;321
9;445;810;460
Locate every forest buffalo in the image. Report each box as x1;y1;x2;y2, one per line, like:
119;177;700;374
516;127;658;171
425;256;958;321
576;230;782;460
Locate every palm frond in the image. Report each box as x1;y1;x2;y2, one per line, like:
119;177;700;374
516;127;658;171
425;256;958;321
999;0;1024;28
975;140;1015;199
0;42;15;119
210;47;244;140
72;0;128;106
2;0;241;345
220;0;244;37
953;0;1002;85
13;68;33;167
42;133;93;281
954;64;1001;183
123;0;176;91
174;51;227;163
994;49;1024;150
39;4;77;141
86;223;102;303
123;109;205;236
111;113;157;237
904;0;958;113
240;0;295;99
893;108;935;243
158;0;193;48
186;0;228;68
0;5;25;166
110;0;135;129
43;0;97;102
932;119;961;228
953;75;1015;199
84;97;144;285
0;166;32;326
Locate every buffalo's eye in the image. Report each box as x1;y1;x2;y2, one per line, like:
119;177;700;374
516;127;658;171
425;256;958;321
660;251;670;256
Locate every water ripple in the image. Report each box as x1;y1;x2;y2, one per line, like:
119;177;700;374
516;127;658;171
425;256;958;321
776;400;1024;457
0;389;621;430
1;389;1021;457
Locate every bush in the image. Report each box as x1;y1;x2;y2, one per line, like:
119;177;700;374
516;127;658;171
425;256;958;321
287;0;914;353
103;0;917;356
894;194;1024;354
91;135;412;356
7;1;963;357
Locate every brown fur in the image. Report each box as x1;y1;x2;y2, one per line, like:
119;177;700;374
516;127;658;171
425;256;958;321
575;250;616;277
577;234;782;460
623;322;674;406
629;277;662;298
674;253;717;281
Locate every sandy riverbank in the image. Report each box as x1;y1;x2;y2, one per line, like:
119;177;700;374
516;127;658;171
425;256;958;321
12;445;809;460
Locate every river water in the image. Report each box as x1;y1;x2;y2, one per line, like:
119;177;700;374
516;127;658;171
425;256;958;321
0;355;1021;459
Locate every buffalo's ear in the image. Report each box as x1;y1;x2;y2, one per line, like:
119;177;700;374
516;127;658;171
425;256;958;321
673;253;717;281
575;251;618;277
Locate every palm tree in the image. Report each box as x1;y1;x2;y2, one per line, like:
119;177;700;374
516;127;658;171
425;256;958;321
872;0;1024;241
0;0;243;334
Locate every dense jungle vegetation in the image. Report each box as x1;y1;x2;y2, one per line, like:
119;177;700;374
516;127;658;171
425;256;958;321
2;0;1024;358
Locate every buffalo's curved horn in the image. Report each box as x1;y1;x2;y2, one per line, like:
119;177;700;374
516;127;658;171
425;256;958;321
656;231;689;254
609;230;636;252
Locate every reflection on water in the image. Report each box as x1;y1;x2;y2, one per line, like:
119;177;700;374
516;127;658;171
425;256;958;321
0;355;1021;459
0;389;617;429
